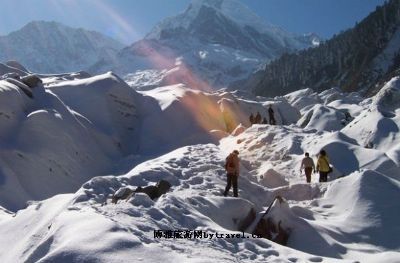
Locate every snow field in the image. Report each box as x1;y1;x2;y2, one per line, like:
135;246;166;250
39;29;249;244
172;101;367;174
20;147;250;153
1;67;400;262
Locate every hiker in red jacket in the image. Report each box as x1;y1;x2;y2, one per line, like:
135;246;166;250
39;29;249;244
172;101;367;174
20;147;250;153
224;150;240;197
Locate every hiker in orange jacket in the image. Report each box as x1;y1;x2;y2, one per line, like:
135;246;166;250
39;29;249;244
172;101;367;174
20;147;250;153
224;150;240;197
316;149;331;182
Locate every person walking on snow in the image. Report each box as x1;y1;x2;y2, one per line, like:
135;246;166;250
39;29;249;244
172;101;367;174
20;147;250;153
268;105;276;125
224;150;240;197
316;149;331;182
300;152;315;183
255;112;262;124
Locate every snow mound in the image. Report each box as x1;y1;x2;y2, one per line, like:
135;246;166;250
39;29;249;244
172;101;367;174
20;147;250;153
5;60;29;73
0;78;116;210
260;169;289;188
129;192;155;207
341;78;400;164
298;104;347;131
373;76;400;114
301;170;400;262
284;88;321;111
0;62;28;77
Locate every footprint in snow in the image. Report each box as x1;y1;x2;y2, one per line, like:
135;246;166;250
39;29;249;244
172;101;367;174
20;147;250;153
309;256;323;262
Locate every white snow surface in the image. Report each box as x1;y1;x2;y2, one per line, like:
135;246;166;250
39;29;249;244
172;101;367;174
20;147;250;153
0;67;400;262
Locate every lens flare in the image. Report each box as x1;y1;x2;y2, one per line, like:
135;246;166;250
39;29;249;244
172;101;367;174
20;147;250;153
87;0;141;43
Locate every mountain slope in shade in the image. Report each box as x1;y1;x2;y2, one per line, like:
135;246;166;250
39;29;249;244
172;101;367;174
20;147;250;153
249;0;400;97
91;0;318;89
0;21;124;74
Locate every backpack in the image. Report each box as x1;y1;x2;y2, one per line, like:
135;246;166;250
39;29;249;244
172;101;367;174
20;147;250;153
224;154;235;171
321;157;333;173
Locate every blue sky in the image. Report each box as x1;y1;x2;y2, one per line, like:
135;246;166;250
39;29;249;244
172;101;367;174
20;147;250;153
0;0;386;44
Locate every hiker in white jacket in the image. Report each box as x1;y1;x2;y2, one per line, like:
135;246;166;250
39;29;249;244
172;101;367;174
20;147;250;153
300;152;315;183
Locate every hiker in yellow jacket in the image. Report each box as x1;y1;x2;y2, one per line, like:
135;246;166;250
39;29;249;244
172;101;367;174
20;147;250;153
316;149;331;182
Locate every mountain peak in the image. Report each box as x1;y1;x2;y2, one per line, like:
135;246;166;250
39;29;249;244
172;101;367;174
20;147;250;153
20;20;67;31
188;0;272;31
189;0;225;9
145;0;315;56
146;0;278;40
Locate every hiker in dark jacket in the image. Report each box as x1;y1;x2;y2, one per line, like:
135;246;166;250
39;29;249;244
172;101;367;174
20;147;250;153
268;105;276;125
224;150;240;197
249;113;255;125
316;149;330;182
254;112;262;124
300;152;315;183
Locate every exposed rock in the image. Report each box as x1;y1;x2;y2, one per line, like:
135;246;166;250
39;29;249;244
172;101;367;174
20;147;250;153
135;185;159;200
252;218;290;246
111;180;172;204
156;180;172;195
237;207;256;232
111;187;134;204
250;196;291;246
21;74;42;88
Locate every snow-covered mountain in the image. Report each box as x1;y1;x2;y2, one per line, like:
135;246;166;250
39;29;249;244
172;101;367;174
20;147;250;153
0;60;399;262
0;21;124;73
91;0;319;89
145;0;316;53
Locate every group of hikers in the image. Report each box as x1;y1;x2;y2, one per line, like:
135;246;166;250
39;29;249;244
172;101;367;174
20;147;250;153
249;105;276;126
223;149;332;197
299;150;332;183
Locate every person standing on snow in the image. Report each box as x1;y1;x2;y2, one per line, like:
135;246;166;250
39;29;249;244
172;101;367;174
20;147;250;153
300;152;315;183
316;149;331;182
249;113;255;125
268;105;276;125
254;112;262;124
224;150;240;197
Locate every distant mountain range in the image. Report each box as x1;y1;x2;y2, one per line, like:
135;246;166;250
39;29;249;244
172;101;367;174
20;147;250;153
0;0;319;89
91;0;319;89
0;21;124;74
248;0;400;97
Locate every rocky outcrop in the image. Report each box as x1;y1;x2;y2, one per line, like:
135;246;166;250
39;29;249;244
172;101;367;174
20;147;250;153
252;218;290;246
111;180;172;204
21;75;42;88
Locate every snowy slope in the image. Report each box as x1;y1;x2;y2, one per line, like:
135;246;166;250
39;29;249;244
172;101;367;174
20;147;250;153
0;145;356;263
0;65;301;211
0;139;398;262
0;73;130;211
